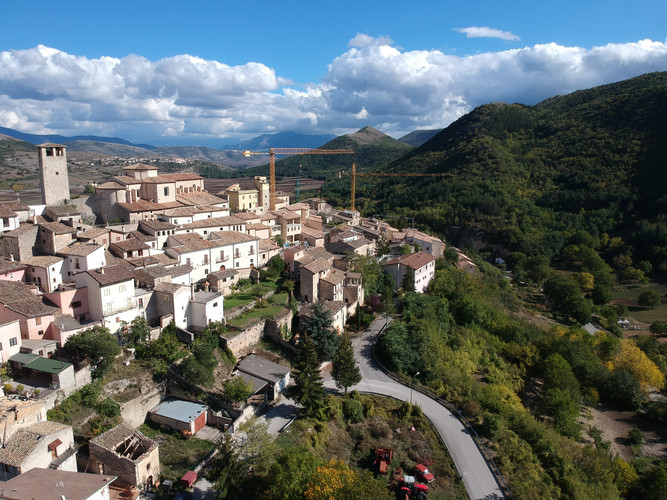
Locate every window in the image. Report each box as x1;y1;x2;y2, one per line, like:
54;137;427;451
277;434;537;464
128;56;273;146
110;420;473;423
38;330;44;336
0;343;2;351
36;317;42;326
163;187;169;196
104;289;111;296
138;298;144;308
213;302;218;307
9;338;16;347
72;301;82;308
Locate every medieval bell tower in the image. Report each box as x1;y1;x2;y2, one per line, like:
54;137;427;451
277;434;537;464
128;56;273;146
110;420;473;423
38;143;70;205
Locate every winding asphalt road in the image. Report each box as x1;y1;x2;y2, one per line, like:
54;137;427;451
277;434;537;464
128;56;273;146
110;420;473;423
325;315;505;500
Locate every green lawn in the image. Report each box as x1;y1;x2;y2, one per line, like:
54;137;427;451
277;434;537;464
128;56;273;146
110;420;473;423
139;422;215;481
610;282;667;324
224;279;281;310
227;293;288;329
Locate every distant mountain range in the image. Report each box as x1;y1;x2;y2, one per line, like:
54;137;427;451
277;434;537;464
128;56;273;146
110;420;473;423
0;126;156;150
221;131;336;151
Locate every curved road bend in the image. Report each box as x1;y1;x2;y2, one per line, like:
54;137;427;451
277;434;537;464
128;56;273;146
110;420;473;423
325;316;505;500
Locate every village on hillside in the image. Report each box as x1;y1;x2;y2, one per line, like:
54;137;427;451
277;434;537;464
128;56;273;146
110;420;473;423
0;144;475;498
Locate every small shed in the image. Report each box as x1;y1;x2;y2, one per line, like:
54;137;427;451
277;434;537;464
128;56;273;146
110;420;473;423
148;399;208;436
236;354;291;401
181;470;197;488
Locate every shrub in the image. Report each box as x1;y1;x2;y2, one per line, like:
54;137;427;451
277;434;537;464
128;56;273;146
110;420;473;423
342;398;364;424
628;428;644;446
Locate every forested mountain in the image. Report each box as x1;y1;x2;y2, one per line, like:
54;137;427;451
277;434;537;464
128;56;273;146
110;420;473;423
211;126;415;180
324;72;667;273
398;128;442;146
0;126;156;149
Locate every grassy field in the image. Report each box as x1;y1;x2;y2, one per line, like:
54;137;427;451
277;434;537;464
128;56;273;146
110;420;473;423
139;422;215;481
227;292;288;329
610;282;667;324
224;279;281;310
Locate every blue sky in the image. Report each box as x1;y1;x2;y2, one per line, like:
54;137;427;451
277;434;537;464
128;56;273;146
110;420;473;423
1;0;667;145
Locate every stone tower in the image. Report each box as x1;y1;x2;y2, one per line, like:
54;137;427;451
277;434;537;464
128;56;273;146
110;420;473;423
38;143;70;205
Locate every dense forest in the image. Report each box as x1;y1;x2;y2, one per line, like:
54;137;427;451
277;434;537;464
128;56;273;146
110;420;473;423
323;72;667;277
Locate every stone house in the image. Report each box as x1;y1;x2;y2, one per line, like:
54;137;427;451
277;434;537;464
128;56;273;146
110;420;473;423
22;255;64;293
37;221;77;255
57;242;106;279
0;225;39;262
89;424;159;489
382;251;436;293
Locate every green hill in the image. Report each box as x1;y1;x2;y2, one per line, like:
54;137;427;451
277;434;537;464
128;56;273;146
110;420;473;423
223;127;414;180
323;72;667;272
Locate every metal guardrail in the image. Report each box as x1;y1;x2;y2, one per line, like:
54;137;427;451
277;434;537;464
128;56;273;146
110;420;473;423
372;319;513;499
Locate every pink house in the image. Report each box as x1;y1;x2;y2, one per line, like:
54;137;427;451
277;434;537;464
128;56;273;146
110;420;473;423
0;281;56;340
0;259;26;283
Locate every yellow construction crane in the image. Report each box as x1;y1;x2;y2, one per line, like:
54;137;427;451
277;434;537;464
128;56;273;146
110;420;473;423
241;148;354;210
349;163;453;211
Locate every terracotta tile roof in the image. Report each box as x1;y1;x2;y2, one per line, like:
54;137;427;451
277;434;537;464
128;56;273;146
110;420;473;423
3;224;38;237
0;205;18;218
0;468;118;499
209;231;257;245
178;215;245;230
259;238;279;251
110;175;142;186
91;423;157;454
301;257;332;274
22;255;63;267
383;251;436;270
44;205;81;217
301;226;324;238
0;281;54;318
139;219;177;231
320;268;346;285
140;175;178;184
168;233;212;252
232;212;261;221
110;239;150;252
38;142;65;147
96;181;125;190
0;200;30;212
161;172;203;181
209;268;239;279
0;258;27;274
85;265;134;286
128;230;156;242
57;242;104;257
176;191;228;206
77;227;110;239
272;209;300;220
38;221;77;234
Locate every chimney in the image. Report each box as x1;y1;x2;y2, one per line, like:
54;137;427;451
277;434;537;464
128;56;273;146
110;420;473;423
100;267;105;275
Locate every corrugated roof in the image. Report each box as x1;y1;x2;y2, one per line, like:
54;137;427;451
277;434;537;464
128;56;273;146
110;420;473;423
150;399;207;423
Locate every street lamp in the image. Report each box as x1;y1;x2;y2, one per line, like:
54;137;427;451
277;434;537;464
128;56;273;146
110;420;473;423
410;371;421;404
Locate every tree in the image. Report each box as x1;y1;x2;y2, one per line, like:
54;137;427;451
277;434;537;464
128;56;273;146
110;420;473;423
293;334;326;420
638;290;662;309
608;339;665;391
207;434;247;499
304;459;355;500
64;326;121;377
301;302;339;362
224;376;253;403
375;236;390;258
331;332;361;393
649;321;667;335
401;267;415;292
138;322;181;361
267;254;286;278
181;337;219;387
543;275;591;324
264;448;321;500
122;316;150;347
572;272;595;291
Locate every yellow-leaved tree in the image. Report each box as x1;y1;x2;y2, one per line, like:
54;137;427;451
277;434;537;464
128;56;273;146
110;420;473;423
304;459;355;500
608;339;665;391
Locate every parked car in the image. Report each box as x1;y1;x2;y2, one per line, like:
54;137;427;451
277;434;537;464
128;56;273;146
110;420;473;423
415;464;435;483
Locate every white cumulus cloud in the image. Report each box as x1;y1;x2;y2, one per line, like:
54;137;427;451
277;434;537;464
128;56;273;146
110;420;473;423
1;36;667;143
454;26;520;41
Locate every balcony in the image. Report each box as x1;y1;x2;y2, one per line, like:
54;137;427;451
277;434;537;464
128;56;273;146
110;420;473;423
271;225;282;235
216;255;229;263
287;223;301;234
103;299;138;316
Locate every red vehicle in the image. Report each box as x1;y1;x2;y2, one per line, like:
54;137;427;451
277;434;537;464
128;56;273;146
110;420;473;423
415;464;435;483
374;448;394;475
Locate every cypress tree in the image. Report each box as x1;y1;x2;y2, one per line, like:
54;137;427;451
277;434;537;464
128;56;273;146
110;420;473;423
293;334;326;420
332;331;361;393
